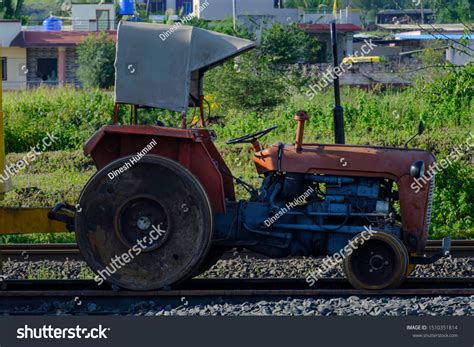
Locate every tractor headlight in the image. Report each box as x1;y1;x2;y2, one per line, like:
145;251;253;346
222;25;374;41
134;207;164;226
410;160;425;179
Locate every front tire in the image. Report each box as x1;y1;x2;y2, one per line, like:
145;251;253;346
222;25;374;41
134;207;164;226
343;232;409;290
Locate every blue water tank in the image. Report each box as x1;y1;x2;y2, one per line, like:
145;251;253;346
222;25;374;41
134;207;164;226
42;16;62;31
119;0;135;15
128;15;144;22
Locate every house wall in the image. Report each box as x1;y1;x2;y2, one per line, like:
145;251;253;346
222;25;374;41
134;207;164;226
302;9;361;26
71;4;116;30
0;21;22;47
167;0;177;13
26;47;58;86
193;0;298;21
308;33;345;63
138;0;175;14
26;47;80;87
65;47;80;85
1;47;27;90
446;41;474;66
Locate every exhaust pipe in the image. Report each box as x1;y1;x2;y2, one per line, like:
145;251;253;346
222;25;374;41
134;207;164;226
330;21;345;145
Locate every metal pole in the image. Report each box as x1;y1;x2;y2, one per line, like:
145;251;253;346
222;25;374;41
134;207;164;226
0;49;12;197
232;0;237;31
330;21;345;144
420;0;424;24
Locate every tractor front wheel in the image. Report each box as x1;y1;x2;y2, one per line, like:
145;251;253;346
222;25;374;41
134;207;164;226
343;232;409;290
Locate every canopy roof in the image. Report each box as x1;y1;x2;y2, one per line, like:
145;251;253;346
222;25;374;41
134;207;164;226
115;21;255;112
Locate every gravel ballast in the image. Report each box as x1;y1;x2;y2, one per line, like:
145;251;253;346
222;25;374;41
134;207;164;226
2;256;472;281
1;256;472;316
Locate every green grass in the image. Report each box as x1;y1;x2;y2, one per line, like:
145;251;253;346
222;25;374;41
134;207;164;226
0;79;472;242
0;150;93;243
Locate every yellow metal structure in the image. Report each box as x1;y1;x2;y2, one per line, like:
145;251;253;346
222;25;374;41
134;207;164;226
0;47;13;196
0;208;69;234
0;49;67;235
342;56;381;64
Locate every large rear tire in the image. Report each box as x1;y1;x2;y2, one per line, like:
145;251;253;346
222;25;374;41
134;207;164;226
75;155;213;291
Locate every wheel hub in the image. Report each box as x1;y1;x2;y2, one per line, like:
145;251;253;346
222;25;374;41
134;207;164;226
114;195;170;252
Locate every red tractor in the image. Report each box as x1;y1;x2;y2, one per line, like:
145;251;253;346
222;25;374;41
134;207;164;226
50;22;450;291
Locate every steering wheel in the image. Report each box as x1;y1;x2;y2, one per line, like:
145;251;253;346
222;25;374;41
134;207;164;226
226;126;278;145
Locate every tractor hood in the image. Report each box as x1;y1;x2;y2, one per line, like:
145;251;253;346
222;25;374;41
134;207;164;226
114;21;255;112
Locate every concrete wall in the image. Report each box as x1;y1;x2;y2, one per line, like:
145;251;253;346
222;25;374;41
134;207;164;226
446;41;474;66
72;4;116;30
1;47;27;90
167;0;177;13
193;0;297;21
302;9;361;25
0;21;22;47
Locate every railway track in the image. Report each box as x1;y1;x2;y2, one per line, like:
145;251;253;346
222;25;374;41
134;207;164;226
0;278;472;314
1;240;473;262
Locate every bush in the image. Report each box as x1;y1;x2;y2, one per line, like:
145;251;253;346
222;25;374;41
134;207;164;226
419;64;474;127
261;23;320;64
76;32;116;89
3;86;114;152
205;51;288;112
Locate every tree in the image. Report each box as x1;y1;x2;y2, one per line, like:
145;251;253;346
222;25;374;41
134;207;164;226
283;0;329;8
1;0;24;19
261;23;320;64
205;51;288;111
76;32;116;89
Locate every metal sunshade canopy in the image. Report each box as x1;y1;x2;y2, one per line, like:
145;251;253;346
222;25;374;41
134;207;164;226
114;21;256;112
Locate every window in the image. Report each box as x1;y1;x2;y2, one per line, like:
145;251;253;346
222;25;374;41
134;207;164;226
182;1;192;15
96;10;111;30
1;57;6;81
274;0;284;8
36;58;58;81
150;0;166;14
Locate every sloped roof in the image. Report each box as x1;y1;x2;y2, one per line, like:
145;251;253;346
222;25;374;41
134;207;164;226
10;30;117;47
396;33;474;40
300;24;361;33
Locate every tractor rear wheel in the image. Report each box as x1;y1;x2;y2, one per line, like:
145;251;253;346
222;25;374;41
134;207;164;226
75;155;212;291
343;232;409;290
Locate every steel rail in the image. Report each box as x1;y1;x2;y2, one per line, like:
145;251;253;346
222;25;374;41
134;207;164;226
0;278;472;314
1;240;474;262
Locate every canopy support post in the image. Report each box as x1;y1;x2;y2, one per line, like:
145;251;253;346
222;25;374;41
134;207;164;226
199;95;206;128
113;103;120;124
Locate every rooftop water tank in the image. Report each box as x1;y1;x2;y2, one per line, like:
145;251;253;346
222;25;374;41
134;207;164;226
42;16;62;31
119;0;135;15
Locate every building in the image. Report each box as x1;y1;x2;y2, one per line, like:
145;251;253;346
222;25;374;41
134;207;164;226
10;30;116;88
300;24;361;63
192;0;298;25
1;15;116;90
138;0;192;15
395;30;474;66
0;21;27;90
191;0;361;27
376;9;434;25
71;3;116;31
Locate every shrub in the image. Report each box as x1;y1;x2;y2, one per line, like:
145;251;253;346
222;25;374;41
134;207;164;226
261;23;320;64
3;86;114;152
205;51;288;112
76;32;116;89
